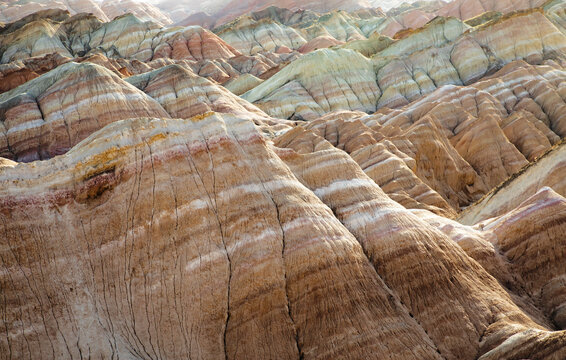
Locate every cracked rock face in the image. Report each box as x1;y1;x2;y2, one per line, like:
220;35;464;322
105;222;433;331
2;112;566;359
2;1;566;359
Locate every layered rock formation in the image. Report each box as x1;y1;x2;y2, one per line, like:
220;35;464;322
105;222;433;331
1;1;566;359
460;142;566;224
0;62;168;161
199;0;554;58
0;10;299;86
261;58;566;217
243;10;566;119
0;57;283;163
2;111;566;359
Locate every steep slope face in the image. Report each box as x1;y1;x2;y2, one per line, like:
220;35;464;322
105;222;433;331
272;129;566;359
0;0;109;23
0;12;298;85
212;8;394;56
244;11;566;119
0;52;71;93
0;62;169;162
224;73;264;96
214;16;307;55
459;142;566;224
2;113;566;360
126;64;273;122
274;121;457;217
243;48;380;119
0;13;240;64
100;0;173;26
0;57;284;163
206;0;553;57
1;2;566;359
267;60;566;213
478;188;566;334
0;114;444;360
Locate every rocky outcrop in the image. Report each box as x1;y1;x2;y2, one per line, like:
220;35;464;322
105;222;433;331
1;2;566;359
0;11;300;86
243;48;380;119
214;16;307;55
244;11;566;120
224;73;264;95
211;8;368;56
0;53;71;93
207;0;555;57
0;113;441;359
0;62;168;162
459;142;566;224
0;13;240;64
273;125;566;359
0;56;286;163
1;112;566;359
266;60;566;214
126;64;271;122
297;36;344;54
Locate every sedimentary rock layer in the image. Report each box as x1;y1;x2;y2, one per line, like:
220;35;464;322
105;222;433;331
0;11;300;86
0;58;284;162
460;142;566;224
0;62;168;162
268;60;566;213
1;113;565;360
243;11;566;120
1;2;566;360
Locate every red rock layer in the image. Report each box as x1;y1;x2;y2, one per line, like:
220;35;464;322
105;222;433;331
1;113;565;359
270;60;566;213
0;114;441;359
460;142;566;224
273;129;566;359
0;62;169;161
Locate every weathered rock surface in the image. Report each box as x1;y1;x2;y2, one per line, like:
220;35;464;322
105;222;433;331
0;12;239;64
460;142;566;224
1;2;566;360
273;126;566;359
266;59;566;214
0;62;168;161
126;64;271;122
0;58;285;162
224;73;264;95
2;112;566;360
244;11;566;120
215;16;307;55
